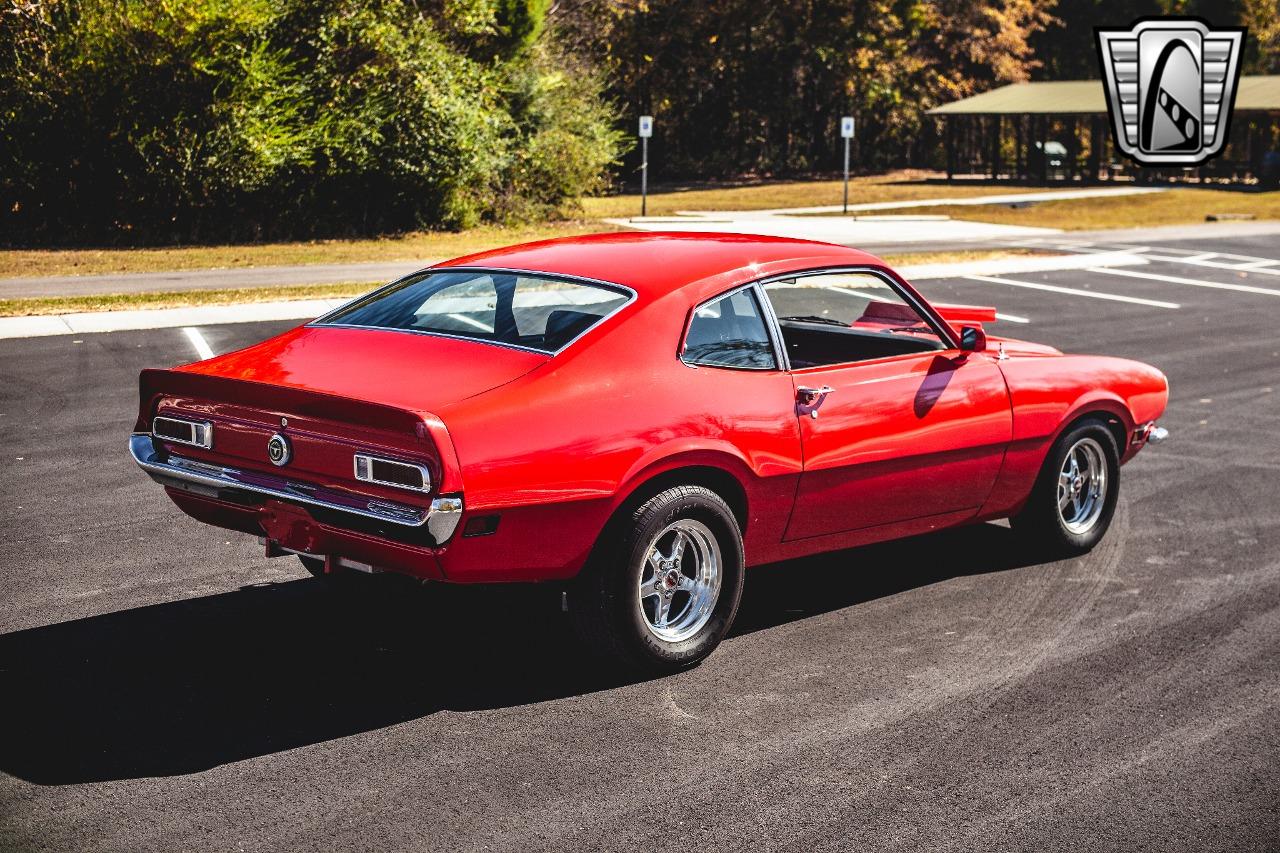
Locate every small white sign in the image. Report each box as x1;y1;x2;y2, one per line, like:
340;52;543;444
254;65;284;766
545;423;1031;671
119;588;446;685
639;115;654;138
841;116;855;139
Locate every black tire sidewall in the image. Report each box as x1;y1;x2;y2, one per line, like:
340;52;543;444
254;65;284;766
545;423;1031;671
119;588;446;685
609;487;745;669
1027;420;1121;553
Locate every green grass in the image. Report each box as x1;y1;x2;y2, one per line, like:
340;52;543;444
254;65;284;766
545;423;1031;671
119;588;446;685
580;170;1009;218
0;249;1052;317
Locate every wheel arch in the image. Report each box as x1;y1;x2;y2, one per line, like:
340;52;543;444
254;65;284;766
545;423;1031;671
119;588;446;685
610;460;750;534
1052;394;1134;461
569;457;753;589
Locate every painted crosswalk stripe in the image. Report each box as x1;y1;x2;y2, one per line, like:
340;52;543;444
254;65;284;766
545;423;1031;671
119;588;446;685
963;275;1180;309
1087;266;1280;297
1139;252;1280;277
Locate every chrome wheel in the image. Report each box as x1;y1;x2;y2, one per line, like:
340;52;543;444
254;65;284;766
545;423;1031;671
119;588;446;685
637;518;722;643
1058;437;1108;535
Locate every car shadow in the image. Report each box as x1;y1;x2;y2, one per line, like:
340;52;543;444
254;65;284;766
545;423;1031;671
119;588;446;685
0;522;1044;785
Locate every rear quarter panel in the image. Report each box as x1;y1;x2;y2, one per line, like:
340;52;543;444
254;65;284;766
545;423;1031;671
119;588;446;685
433;291;803;582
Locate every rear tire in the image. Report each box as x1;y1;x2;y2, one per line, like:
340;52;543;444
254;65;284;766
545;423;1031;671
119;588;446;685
1011;418;1120;556
570;485;745;672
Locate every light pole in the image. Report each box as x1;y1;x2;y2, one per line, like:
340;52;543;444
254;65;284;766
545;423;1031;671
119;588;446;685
841;116;855;214
639;115;653;217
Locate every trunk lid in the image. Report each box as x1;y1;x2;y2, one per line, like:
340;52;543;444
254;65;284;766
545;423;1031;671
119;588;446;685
177;325;548;412
135;326;542;503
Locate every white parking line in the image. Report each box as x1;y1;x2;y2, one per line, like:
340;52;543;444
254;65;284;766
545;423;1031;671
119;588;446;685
995;313;1031;324
1087;266;1280;297
182;326;215;360
963;275;1181;309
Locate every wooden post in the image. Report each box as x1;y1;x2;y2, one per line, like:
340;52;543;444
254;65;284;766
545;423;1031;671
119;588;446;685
1065;117;1079;183
1087;116;1101;184
1249;117;1263;180
1015;115;1025;182
990;115;1002;181
946;119;955;182
1038;116;1048;185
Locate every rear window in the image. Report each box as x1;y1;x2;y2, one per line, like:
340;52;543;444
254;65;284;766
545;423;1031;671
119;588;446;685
316;270;632;354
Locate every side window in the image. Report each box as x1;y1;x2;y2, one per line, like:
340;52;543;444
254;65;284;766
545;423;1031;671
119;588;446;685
762;271;947;368
764;271;932;331
683;288;777;370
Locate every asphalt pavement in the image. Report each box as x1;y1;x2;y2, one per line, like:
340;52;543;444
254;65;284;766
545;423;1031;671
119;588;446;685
1;232;1278;851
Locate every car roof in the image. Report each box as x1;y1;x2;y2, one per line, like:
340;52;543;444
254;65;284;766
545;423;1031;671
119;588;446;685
431;231;888;302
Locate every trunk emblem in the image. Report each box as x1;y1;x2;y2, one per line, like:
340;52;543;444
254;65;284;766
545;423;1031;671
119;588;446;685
267;433;291;467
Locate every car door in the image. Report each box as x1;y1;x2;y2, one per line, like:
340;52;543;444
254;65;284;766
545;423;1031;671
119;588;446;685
759;270;1013;541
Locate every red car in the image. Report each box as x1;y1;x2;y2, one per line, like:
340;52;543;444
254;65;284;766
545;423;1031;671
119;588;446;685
131;233;1168;670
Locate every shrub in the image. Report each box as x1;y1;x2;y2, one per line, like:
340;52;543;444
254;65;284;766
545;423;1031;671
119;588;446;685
0;0;625;245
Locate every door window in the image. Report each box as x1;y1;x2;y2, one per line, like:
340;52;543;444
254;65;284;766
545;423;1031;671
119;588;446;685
763;272;947;367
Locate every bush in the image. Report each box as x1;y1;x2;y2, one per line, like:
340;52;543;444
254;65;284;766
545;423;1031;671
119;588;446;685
0;0;626;245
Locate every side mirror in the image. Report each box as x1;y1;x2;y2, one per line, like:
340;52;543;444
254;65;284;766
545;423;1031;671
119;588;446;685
959;324;987;353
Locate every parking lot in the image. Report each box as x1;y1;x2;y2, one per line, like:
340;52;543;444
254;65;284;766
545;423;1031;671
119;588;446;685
1;232;1278;851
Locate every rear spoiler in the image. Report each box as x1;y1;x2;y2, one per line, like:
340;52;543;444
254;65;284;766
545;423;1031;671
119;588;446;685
933;303;998;325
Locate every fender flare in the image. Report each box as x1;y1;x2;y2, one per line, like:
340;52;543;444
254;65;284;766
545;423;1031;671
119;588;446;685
609;442;759;525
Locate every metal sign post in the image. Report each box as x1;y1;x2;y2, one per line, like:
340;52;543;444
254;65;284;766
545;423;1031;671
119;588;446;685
639;115;653;217
840;116;855;214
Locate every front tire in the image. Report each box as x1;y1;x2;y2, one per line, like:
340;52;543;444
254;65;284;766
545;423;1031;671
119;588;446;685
571;485;745;672
1011;419;1120;555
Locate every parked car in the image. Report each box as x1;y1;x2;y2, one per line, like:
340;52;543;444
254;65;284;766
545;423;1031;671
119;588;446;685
131;232;1169;670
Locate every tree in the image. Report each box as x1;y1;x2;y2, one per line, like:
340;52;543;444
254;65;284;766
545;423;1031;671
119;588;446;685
0;0;625;244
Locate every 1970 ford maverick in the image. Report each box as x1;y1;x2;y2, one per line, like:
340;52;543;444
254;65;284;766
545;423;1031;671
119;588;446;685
132;232;1168;670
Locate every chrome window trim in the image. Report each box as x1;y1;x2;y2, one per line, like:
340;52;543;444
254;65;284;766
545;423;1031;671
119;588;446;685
129;434;466;540
152;415;214;450
751;281;792;372
679;283;784;372
756;265;961;353
353;452;432;494
309;266;638;357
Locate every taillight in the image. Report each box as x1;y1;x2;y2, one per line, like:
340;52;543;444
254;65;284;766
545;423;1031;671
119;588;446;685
153;416;213;449
353;453;431;493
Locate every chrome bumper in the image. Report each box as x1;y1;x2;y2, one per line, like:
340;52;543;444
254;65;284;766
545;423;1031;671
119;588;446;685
129;434;463;542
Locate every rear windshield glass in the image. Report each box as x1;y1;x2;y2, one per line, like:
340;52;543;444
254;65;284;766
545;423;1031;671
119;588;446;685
316;270;632;353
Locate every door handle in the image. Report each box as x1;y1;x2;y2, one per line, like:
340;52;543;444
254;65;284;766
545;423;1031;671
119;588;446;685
796;385;834;418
